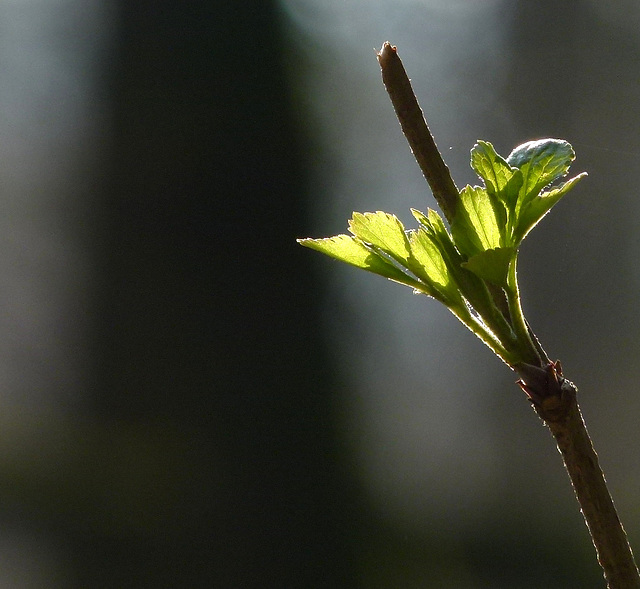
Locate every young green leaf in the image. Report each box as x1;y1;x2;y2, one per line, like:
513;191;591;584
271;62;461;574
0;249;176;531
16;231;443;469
413;207;516;342
507;139;575;210
451;185;505;257
348;211;412;264
412;208;486;301
411;209;467;288
412;208;460;261
298;234;428;291
347;210;465;302
408;227;465;309
513;172;587;244
470;141;523;209
461;246;515;286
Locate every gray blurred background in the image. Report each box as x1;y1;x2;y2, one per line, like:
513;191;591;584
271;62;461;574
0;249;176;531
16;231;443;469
0;1;639;587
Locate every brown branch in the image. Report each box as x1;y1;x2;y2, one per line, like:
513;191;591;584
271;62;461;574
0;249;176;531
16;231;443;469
519;362;640;589
547;400;640;588
377;42;459;224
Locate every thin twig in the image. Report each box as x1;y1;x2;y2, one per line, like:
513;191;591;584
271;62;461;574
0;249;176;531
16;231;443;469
543;387;640;588
518;362;640;588
377;42;458;224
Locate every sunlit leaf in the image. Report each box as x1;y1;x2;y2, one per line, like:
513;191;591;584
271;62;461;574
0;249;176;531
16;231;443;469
413;207;514;337
507;139;575;210
462;247;515;286
407;228;465;308
451;185;505;257
513;172;587;243
471;141;523;209
297;235;427;291
412;208;461;262
348;211;411;263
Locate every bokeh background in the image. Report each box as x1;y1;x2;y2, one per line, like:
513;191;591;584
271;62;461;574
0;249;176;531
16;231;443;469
1;1;639;587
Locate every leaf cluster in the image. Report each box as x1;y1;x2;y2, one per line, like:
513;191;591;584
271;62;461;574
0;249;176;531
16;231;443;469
299;139;585;366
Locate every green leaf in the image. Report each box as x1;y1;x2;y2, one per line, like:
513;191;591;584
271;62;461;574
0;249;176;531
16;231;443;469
407;227;465;308
462;247;515;286
470;141;523;209
451;185;505;257
298;234;427;291
412;208;468;284
410;207;434;229
507;139;575;209
348;211;411;264
412;208;459;259
513;172;587;243
412;208;472;289
413;207;515;339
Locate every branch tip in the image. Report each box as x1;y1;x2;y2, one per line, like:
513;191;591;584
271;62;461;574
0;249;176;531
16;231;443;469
376;42;458;223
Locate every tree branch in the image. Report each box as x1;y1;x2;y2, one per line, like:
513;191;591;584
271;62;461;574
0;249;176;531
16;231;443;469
518;361;640;588
377;42;458;224
546;396;639;587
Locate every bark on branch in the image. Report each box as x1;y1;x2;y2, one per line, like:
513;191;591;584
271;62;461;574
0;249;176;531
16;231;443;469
377;42;458;224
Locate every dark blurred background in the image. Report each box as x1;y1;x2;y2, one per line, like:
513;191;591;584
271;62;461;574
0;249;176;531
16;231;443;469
0;1;639;587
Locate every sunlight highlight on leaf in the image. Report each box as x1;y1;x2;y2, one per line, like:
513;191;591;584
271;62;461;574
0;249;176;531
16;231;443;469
298;234;425;290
